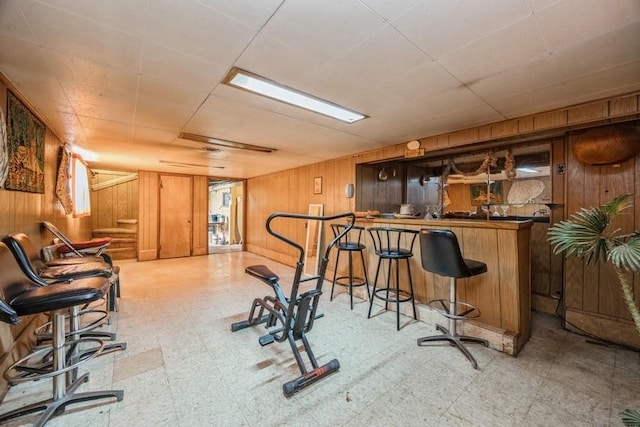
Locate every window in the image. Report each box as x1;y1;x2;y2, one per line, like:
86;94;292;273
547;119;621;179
71;154;91;217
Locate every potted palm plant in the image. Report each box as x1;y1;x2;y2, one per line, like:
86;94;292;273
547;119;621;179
548;193;640;426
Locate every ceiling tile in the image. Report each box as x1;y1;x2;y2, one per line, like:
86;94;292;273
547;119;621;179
307;25;432;103
139;42;227;92
143;1;256;65
535;0;640;49
32;0;149;37
134;77;209;131
195;0;284;29
438;16;549;84
262;0;386;63
392;0;532;58
18;0;144;70
0;0;38;42
360;0;423;21
551;22;640;80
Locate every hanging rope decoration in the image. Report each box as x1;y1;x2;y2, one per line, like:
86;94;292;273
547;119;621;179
504;148;517;181
441;149;517;182
442;151;497;182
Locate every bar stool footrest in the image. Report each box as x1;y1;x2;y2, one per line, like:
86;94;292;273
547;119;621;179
334;276;368;287
373;288;414;303
4;338;105;383
427;299;481;320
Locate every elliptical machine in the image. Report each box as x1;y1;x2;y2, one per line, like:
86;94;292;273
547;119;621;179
231;211;355;397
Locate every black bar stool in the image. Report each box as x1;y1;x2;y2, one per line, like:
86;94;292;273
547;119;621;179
0;242;123;426
330;224;370;309
366;227;419;330
417;229;489;369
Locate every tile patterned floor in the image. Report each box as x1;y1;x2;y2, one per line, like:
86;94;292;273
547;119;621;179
1;252;639;426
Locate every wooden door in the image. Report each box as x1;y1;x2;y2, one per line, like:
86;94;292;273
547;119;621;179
159;174;192;259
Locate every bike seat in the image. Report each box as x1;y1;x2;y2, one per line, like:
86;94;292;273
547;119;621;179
245;265;279;285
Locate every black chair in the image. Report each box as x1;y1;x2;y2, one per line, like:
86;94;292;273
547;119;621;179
0;242;123;426
330;223;370;309
417;229;489;369
367;227;419;330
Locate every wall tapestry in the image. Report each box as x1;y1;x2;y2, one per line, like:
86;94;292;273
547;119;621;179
6;91;45;193
0;107;8;188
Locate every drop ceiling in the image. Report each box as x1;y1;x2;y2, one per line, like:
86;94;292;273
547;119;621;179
0;0;639;178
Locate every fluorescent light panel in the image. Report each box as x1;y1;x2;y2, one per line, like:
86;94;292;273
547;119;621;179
159;160;224;169
517;167;538;173
179;133;275;153
223;67;367;124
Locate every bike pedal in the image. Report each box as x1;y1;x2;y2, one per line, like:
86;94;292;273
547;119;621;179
258;334;275;346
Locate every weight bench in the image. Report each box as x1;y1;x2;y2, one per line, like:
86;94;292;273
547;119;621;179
231;211;355;397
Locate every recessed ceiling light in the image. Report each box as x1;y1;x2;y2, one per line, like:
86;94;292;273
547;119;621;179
222;67;367;124
179;133;275;153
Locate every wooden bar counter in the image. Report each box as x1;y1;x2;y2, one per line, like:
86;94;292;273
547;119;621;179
351;217;532;356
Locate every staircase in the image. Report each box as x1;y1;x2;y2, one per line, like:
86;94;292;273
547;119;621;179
93;219;138;260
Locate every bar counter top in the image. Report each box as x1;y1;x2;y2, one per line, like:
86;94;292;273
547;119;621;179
349;216;532;355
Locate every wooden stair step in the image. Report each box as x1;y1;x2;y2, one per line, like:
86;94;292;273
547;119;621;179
116;219;138;230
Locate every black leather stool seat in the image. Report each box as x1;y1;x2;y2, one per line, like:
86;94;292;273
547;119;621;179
5;277;108;319
3;233;112;284
330;224;370;310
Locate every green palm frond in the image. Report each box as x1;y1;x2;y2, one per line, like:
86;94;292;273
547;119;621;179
608;235;640;271
620;408;640;426
548;194;633;265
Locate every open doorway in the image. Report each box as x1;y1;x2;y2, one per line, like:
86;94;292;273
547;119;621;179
208;179;244;254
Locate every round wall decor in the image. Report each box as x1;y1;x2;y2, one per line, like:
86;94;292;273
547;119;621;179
572;124;640;166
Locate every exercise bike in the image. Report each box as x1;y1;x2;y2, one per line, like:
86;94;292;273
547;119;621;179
231;211;355;397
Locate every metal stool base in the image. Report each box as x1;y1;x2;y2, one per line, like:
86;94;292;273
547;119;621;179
0;372;123;427
417;323;488;369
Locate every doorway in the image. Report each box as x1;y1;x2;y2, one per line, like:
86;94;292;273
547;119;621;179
159;174;193;259
208;179;244;254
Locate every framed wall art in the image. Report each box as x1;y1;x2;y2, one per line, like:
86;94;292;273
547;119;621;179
470;182;502;206
6;91;45;193
313;176;322;195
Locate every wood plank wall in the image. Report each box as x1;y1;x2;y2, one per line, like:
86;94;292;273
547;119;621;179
0;81;93;398
90;170;138;229
192;175;209;256
138;170;159;261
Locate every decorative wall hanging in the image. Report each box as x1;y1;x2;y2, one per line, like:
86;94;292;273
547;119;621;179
507;179;545;207
572;124;640;166
6;91;45;193
0;107;8;187
55;145;73;214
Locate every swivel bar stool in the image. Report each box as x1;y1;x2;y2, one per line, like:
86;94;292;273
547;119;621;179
0;242;123;426
330;223;370;309
367;227;419;330
417;229;488;369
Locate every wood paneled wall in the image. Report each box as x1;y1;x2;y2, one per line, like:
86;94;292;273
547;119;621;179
563;126;640;347
90;170;138;229
0;81;93;398
246;156;355;266
138;170;159;261
192;175;208;256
